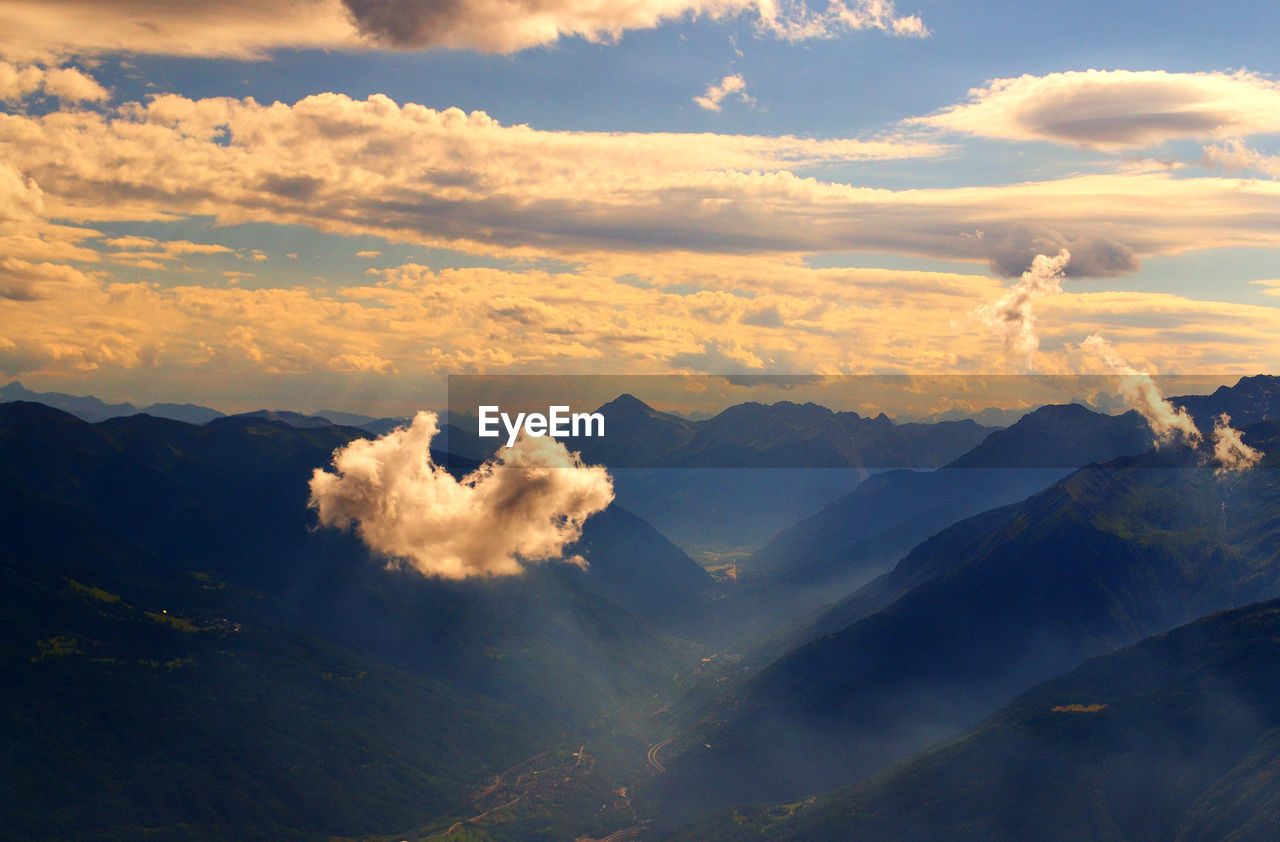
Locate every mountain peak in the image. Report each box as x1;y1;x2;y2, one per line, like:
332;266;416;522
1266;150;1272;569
599;392;653;411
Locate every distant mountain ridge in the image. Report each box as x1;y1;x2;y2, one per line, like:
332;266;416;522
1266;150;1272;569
745;377;1280;598
0;379;226;424
0;380;408;434
561;394;993;469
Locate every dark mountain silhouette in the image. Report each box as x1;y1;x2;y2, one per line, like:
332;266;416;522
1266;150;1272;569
0;402;706;841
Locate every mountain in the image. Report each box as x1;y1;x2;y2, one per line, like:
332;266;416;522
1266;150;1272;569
647;422;1280;821
745;379;1280;600
231;408;338;428
946;402;1151;468
0;379;225;424
674;597;1280;842
314;408;410;434
0;403;705;840
554;394;992;469
670;401;990;469
557;395;990;568
745;403;1153;594
563;393;699;467
0;380;409;434
566;505;715;630
1174;374;1280;429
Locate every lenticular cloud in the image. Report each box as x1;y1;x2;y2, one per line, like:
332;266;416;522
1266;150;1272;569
308;411;614;579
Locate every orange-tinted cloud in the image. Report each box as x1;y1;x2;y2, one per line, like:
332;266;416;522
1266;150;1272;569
0;0;926;59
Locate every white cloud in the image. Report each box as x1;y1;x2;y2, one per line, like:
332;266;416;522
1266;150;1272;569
752;0;928;42
918;70;1280;150
694;74;753;112
308;411;614;578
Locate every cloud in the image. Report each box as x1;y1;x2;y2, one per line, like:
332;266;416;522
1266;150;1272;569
5;242;1280;404
1203;139;1280;178
0;59;110;102
918;70;1280;150
751;0;928;42
1081;334;1201;446
1211;412;1262;476
975;223;1137;278
694;74;752;112
102;235;234;268
0;0;924;59
328;351;397;373
308;411;614;578
0;60;43;101
40;66;110;102
0;160;43;221
0;0;358;61
6;92;1280;273
974;249;1068;368
0;255;97;300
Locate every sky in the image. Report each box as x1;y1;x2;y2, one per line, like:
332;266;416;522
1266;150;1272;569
1;0;1279;416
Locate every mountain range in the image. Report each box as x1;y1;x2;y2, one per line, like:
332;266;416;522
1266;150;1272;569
7;375;1280;840
0;402;709;841
649;414;1280;822
672;596;1280;841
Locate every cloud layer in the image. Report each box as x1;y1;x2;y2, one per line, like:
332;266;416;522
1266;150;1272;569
5;91;1280;275
0;0;925;59
308;411;614;578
